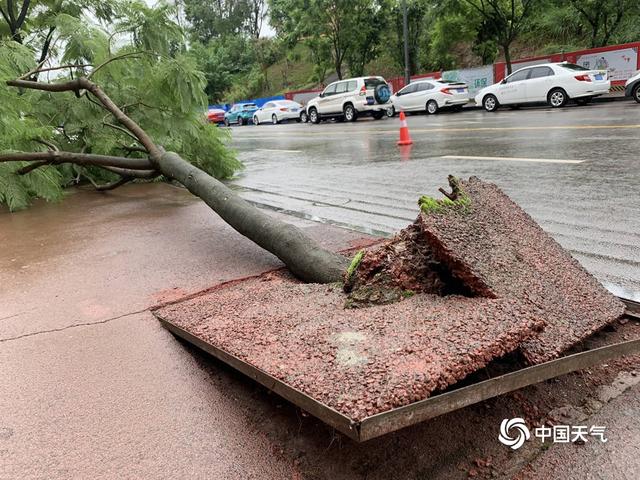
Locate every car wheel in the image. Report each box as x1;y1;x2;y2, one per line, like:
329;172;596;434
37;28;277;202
483;94;499;112
372;111;385;120
426;100;439;115
272;114;279;125
576;96;592;106
253;116;259;126
548;88;568;108
300;111;309;123
309;107;320;124
386;105;395;117
238;117;244;126
224;118;230;127
343;103;358;122
633;84;640;103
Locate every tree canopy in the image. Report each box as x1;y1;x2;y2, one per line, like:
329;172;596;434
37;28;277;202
0;0;239;211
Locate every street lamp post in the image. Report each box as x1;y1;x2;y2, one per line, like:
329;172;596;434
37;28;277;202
402;0;410;85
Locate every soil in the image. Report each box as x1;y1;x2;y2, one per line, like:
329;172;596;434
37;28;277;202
343;221;473;308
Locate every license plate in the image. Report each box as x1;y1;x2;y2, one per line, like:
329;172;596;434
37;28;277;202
367;97;375;105
456;88;466;93
291;108;299;112
595;74;603;80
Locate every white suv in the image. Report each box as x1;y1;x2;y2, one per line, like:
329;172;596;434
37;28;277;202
306;76;392;123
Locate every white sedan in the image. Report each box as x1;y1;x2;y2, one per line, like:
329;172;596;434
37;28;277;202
390;79;469;114
475;62;610;111
253;100;304;125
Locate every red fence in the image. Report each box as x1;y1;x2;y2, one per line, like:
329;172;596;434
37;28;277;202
285;41;640;101
494;41;640;85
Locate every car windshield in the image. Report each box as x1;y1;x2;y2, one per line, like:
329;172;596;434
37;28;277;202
438;80;465;85
559;63;590;71
242;104;257;110
364;78;386;88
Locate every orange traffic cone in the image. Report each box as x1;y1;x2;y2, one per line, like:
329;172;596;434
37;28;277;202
397;111;413;146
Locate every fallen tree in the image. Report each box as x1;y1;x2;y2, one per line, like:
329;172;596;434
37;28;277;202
1;73;348;283
0;8;347;283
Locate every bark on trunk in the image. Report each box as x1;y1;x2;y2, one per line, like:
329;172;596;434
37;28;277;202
156;151;348;283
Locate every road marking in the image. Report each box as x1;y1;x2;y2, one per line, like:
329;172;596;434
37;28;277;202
255;148;302;153
233;124;640;139
440;155;583;164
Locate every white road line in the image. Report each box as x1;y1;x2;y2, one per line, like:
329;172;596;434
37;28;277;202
440;155;584;164
255;148;303;153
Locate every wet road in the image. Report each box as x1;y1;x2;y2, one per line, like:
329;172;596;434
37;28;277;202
229;101;640;300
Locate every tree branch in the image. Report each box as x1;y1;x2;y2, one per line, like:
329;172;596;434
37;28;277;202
0;6;11;26
15;0;30;31
103;121;144;145
99;166;158;178
25;63;92;78
1;151;154;170
37;26;56;67
6;77;161;159
88;175;133;192
87;51;147;80
7;77;84;93
17;161;50;175
33;138;59;151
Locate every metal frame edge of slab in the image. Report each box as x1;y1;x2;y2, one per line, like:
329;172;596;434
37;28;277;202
158;299;640;443
157;316;361;441
358;337;640;441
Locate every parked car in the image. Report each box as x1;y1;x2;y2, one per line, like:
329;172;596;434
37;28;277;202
253;100;305;125
224;103;258;126
624;70;640;103
475;62;610;112
390;79;469;115
206;107;226;125
306;76;392;123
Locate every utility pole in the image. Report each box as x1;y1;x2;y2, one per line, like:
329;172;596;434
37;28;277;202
402;0;410;85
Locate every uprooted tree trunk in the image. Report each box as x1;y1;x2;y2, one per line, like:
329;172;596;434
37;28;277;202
1;75;348;283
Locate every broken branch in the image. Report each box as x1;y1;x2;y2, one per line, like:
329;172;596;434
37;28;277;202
1;151;154;170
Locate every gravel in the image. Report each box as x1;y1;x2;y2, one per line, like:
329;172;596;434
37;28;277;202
419;176;626;363
155;271;543;421
154;176;625;421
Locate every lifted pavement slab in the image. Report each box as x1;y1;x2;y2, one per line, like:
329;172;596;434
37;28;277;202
419;177;625;363
154;271;543;421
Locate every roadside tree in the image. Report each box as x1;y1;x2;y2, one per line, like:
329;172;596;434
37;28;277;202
0;2;347;283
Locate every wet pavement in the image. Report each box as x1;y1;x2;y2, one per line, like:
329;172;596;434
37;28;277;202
1;181;638;479
0;184;367;479
229;101;640;301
